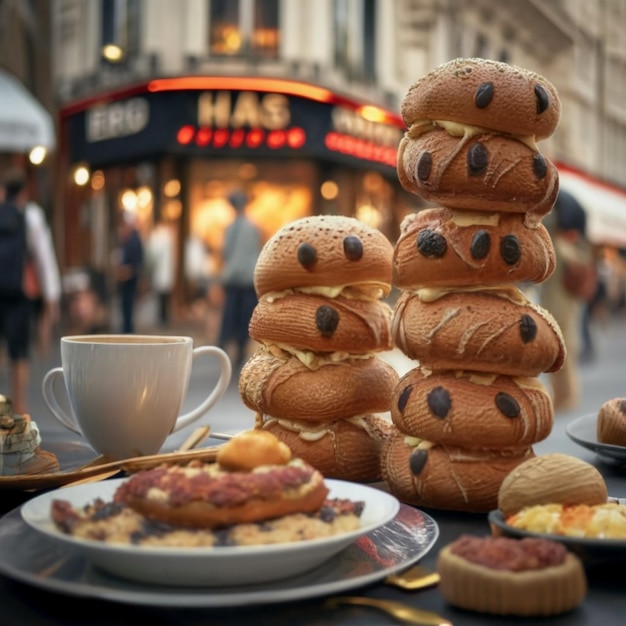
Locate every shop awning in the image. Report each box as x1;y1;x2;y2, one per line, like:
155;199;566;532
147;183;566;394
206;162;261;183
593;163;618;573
0;69;56;152
557;164;626;248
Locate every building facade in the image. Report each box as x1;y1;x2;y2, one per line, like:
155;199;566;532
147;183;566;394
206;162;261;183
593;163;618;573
50;0;626;321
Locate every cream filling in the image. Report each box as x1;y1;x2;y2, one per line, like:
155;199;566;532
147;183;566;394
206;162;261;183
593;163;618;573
266;415;377;442
448;209;501;227
269;342;374;369
414;284;529;305
262;283;388;303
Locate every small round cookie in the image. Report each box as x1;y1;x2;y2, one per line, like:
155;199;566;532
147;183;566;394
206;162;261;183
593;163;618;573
392;207;555;289
597;397;626;446
397;128;559;223
497;453;608;517
380;430;534;512
401;57;561;141
249;293;393;355
239;348;399;421
253;215;393;298
437;535;586;616
391;288;565;376
390;368;554;449
259;414;391;483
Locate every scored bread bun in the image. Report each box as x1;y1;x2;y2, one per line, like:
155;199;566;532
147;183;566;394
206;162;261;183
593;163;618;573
392;288;565;376
596;397;626;446
249;293;393;355
391;368;553;449
437;536;586;616
381;430;534;512
397;129;559;222
259;414;391;483
253;215;393;298
392;207;555;290
239;348;399;421
401;57;561;142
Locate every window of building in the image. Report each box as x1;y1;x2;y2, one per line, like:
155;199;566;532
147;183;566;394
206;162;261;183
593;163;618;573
209;0;279;59
100;0;140;63
333;0;376;82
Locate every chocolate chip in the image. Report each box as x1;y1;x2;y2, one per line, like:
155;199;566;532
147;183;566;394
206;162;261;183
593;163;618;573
519;314;538;343
409;449;428;476
475;82;494;108
532;153;547;179
534;84;550;114
315;305;339;337
417;152;433;181
467;143;488;175
417;229;447;257
397;385;413;413
343;235;363;261
428;386;451;418
495;392;521;418
297;242;317;269
470;230;491;259
500;235;521;265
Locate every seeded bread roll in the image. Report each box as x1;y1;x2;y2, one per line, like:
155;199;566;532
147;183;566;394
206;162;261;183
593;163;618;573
258;414;392;483
397;129;559;225
393;207;555;290
380;430;533;512
391;368;554;449
597;397;626;446
253;215;393;298
249;293;393;355
401;57;561;141
392;288;565;376
438;535;586;616
239;348;399;421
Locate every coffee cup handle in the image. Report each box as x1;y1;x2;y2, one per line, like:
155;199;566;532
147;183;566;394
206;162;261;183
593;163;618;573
171;346;233;432
41;367;83;435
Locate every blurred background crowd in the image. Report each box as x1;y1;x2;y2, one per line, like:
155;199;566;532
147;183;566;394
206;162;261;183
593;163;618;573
2;0;626;415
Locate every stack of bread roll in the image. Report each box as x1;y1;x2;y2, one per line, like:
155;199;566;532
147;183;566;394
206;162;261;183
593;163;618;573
240;215;399;482
380;58;566;512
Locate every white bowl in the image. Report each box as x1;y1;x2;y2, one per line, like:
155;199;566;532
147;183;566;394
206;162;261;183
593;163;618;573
21;478;400;587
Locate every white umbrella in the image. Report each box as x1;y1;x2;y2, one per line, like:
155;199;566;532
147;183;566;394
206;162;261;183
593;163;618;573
0;68;55;152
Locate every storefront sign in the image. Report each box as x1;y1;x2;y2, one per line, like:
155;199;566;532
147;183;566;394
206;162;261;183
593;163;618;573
198;91;290;129
86;97;149;142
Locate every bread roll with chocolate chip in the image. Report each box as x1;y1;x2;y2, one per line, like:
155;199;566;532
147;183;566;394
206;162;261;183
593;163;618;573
259;414;391;483
401;57;561;141
397;129;558;223
391;368;553;449
380;430;534;512
392;288;565;376
249;293;393;355
597;397;626;447
239;348;399;421
253;215;393;298
393;207;555;290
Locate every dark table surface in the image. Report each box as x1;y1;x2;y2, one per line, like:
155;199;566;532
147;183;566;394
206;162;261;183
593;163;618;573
0;420;625;626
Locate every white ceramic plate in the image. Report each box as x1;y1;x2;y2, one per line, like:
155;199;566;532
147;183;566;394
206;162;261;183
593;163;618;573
21;478;400;587
566;413;626;463
0;502;438;607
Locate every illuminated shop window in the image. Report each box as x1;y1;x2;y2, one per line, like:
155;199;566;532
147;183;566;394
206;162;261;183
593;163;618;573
209;0;279;59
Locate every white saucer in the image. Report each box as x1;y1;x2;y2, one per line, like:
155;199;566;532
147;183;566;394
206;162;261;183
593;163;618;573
566;413;626;464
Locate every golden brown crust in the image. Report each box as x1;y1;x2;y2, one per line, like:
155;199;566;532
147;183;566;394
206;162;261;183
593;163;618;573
401;57;561;140
397;130;559;223
253;215;393;297
249;293;393;354
239;349;399;421
391;290;565;376
259;414;391;483
597;397;626;446
497;453;608;517
437;544;586;616
216;429;292;471
390;368;553;449
392;207;555;289
380;430;533;512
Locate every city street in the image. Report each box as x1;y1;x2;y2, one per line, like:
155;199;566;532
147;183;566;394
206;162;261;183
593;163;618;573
4;311;626;469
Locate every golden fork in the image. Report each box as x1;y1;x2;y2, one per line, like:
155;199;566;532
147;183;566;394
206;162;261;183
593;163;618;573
386;564;441;591
324;596;452;626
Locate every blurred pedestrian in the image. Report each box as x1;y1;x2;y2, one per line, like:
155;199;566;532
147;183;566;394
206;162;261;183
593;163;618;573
147;216;176;327
114;211;144;334
0;167;61;413
541;190;596;413
217;190;261;369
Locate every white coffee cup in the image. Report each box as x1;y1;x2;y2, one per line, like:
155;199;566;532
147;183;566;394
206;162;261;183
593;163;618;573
41;335;232;460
